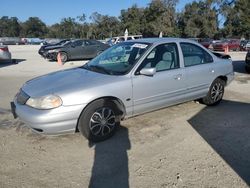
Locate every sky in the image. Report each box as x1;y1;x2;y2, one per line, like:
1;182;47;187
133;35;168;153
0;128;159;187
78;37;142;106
0;0;192;25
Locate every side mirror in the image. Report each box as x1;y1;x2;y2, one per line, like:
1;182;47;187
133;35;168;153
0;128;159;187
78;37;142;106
139;68;156;76
71;43;76;48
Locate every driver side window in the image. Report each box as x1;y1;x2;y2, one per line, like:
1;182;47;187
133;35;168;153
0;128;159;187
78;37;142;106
138;43;179;72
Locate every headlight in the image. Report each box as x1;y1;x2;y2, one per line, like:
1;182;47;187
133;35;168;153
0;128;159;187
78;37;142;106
26;95;62;110
48;49;57;53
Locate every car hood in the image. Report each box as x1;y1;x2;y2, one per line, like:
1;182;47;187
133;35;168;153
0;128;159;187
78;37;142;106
44;45;64;50
22;68;119;97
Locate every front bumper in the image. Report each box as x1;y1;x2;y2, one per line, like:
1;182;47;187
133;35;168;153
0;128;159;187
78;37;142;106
12;100;87;135
44;52;57;60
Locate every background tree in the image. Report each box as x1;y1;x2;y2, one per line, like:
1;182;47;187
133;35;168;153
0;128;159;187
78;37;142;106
120;5;145;35
142;0;179;37
0;16;21;37
178;0;218;38
89;12;121;39
0;0;249;39
21;17;48;37
222;0;250;38
46;17;82;38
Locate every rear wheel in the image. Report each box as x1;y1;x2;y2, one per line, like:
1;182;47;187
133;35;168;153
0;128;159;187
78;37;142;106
201;78;225;106
78;99;120;142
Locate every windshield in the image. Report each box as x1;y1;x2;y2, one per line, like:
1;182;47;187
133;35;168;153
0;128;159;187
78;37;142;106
82;42;150;75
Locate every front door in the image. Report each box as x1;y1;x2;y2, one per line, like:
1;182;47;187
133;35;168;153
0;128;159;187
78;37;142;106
132;43;188;115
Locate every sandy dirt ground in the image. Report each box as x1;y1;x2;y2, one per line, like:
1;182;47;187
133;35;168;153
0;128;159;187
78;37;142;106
0;46;250;188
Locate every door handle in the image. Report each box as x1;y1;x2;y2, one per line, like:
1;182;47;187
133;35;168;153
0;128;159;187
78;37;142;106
174;74;182;80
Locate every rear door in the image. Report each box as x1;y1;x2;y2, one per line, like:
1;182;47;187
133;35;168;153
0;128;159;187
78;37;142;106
180;42;215;98
132;43;188;115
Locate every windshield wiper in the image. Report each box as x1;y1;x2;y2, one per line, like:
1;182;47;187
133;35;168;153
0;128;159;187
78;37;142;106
89;65;111;75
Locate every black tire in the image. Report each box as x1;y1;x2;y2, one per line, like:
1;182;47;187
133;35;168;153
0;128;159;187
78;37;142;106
245;66;250;73
201;78;225;106
78;99;120;142
59;52;68;63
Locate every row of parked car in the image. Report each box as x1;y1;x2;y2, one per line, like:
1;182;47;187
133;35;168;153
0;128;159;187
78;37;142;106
198;38;250;52
0;37;45;45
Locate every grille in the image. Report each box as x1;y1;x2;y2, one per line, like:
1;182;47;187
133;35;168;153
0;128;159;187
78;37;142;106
16;90;30;105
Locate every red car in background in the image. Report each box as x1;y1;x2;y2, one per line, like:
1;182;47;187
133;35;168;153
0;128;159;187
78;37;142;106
213;39;240;51
199;38;214;49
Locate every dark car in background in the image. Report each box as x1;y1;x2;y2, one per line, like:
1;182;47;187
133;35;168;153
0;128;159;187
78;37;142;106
0;37;25;45
43;39;110;62
245;51;250;73
213;39;240;51
38;39;70;56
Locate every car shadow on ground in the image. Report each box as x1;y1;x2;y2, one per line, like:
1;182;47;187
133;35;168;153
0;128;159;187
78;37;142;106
188;100;250;186
0;59;26;68
233;60;246;74
88;126;131;188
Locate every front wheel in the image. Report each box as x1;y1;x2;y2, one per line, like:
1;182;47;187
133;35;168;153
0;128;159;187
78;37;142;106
78;99;120;142
201;78;225;106
58;52;68;63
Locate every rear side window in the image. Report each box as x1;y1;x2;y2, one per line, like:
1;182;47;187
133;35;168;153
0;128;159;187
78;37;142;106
180;43;213;67
86;40;101;45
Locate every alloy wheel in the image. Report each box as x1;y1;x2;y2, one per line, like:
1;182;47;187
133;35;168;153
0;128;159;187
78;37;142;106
89;107;116;137
211;82;224;102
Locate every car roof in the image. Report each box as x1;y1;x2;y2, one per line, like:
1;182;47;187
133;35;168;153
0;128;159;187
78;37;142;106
126;37;198;45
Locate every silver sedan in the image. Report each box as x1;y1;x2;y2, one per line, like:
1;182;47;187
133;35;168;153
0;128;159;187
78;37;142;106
12;38;234;142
